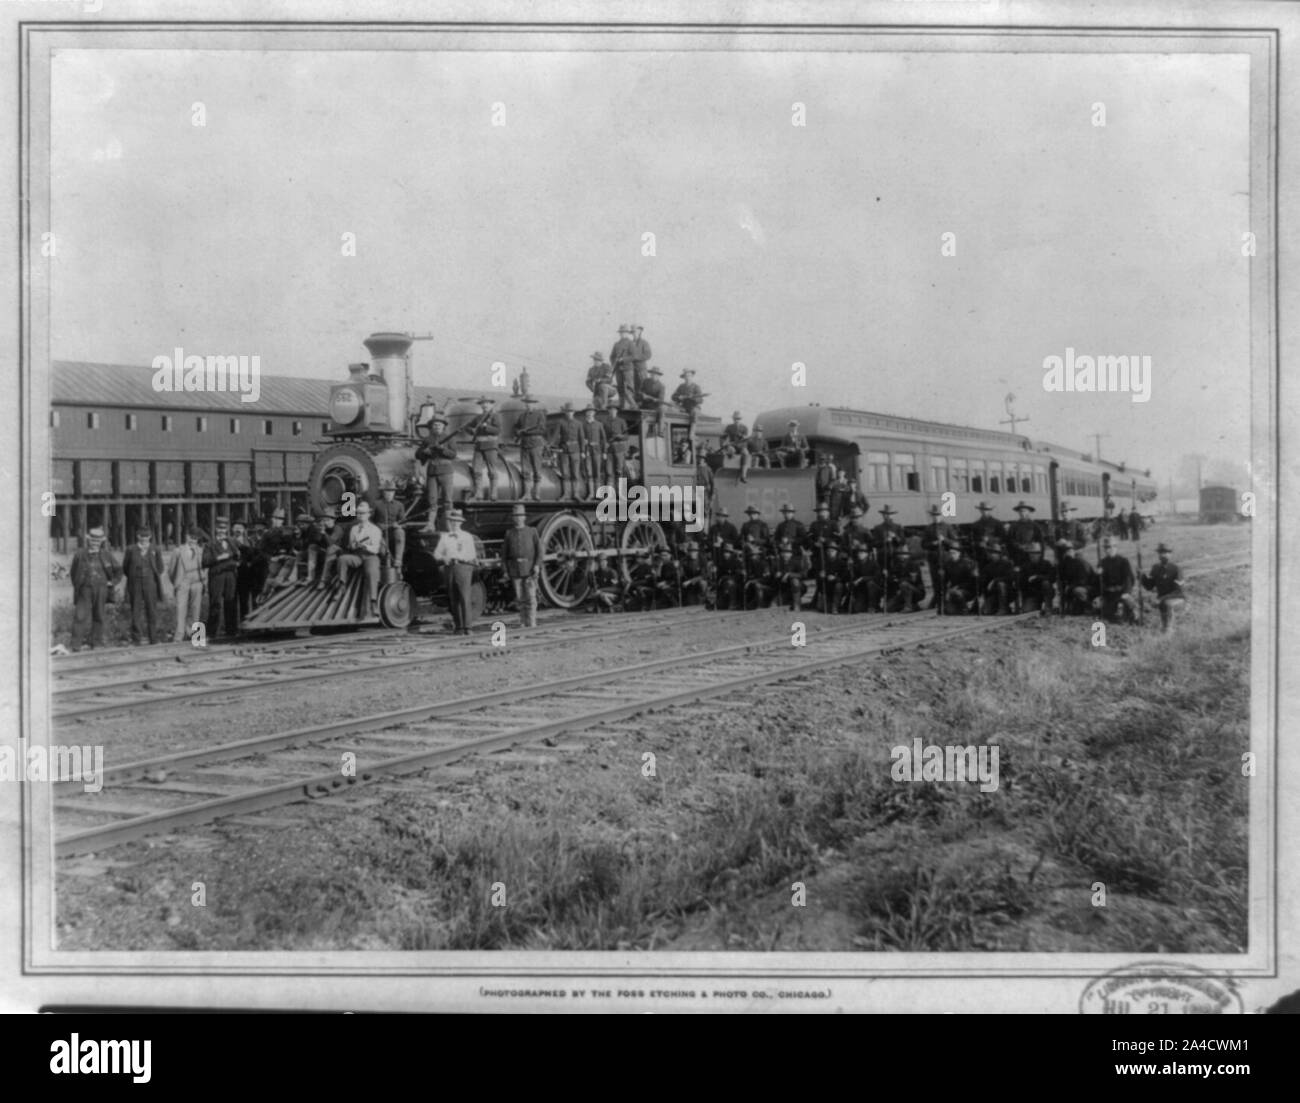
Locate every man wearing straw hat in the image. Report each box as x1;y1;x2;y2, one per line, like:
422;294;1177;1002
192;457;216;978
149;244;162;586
68;524;120;651
433;508;480;635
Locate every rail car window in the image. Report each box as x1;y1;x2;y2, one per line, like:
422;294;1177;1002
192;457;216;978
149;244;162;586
125;414;138;431
1034;467;1047;495
929;458;948;492
864;451;890;492
322;422;331;434
230;418;240;434
196;416;208;432
970;461;985;495
292;420;304;437
50;410;60;428
86;412;99;429
161;415;173;432
988;461;1003;495
670;425;693;465
950;459;968;493
263;419;274;436
893;453;918;492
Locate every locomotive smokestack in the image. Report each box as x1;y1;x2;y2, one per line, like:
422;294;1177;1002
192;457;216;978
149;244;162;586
363;332;415;433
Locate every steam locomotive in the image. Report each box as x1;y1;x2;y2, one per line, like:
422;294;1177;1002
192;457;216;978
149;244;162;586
240;329;1159;633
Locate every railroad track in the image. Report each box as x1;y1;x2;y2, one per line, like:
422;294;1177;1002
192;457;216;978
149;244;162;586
53;612;1035;857
50;606;763;720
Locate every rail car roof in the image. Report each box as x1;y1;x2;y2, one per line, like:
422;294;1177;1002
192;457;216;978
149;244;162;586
752;403;1155;479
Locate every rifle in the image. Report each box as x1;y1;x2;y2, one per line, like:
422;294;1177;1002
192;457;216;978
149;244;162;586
818;534;828;613
937;539;946;617
1132;481;1144;626
973;553;982;617
671;529;683;608
880;537;891;615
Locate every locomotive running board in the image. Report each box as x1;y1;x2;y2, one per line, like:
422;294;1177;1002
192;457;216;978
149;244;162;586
240;572;382;631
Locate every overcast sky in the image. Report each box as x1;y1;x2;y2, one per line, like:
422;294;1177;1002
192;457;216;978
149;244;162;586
49;44;1254;483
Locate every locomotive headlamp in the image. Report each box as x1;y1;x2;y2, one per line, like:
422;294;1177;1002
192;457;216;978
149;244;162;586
330;388;363;425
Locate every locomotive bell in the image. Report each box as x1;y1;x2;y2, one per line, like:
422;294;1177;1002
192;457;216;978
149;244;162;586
364;332;414;435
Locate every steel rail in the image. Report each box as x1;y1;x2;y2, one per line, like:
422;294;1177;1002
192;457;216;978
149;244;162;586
55;614;1032;856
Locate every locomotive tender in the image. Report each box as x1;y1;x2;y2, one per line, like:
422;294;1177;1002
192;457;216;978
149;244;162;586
241;330;1158;632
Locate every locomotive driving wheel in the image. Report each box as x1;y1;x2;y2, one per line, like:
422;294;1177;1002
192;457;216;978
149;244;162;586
618;519;667;583
537;512;595;610
378;581;414;628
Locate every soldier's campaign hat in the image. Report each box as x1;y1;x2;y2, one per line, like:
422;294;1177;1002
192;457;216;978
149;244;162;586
744;505;762;516
976;501;993;511
715;507;729;517
250;518;267;530
214;516;230;527
787;419;799;426
680;369;695;378
380;477;396;490
511;503;528;516
582;405;596;414
522;395;540;404
189;527;210;542
295;512;313;524
731;410;743;420
926;505;943;516
849;506;864;517
633;323;643;331
1054;538;1072;551
618;324;631;334
476;395;496;406
135;525;152;538
1013;501;1035;512
431;413;449;425
649;366;663;375
560;402;573;412
943;538;963;550
779;503;796;514
985;540;1004;553
1026;542;1043;553
355;499;372;512
1156;543;1172;554
1059;501;1076;514
815;501;830;513
591;351;604;361
446;508;465;522
879;505;897;516
87;525;105;540
271;508;286;520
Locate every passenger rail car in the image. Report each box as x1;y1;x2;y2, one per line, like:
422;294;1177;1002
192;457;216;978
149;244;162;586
705;405;1158;529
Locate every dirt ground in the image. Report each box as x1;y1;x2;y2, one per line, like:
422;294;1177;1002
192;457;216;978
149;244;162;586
51;521;1254;953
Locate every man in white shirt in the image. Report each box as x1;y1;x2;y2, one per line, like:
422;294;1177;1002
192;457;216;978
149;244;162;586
337;499;385;615
432;508;479;635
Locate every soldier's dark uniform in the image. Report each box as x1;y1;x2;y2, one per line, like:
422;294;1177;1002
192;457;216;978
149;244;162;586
585;353;611;394
679;545;711;607
980;545;1017;615
847;545;883;613
774;543;810;612
721;415;748;455
639;365;665;422
69;532;120;651
1141;544;1184;632
672;372;703;420
971;505;1004;563
870;508;904;552
416;417;459;515
629;327;652;397
586;558;624;613
887;554;927;614
259;512;296;598
922;507;956;610
515;398;548;501
743;543;775;608
1054;505;1088;550
1020;544;1055;614
203;523;242;638
603;409;630;482
777;424;811;468
773;507;807;551
841;509;873;554
577;410;607;496
812;544;850;613
713;546;745;610
1098;543;1137;623
1055;543;1097;615
942;544;979;615
653;549;681;607
611;326;636;409
315;514;349;588
470;401;503;501
710;508;741;550
373;488;407;572
626;553;659;611
294;515;328;586
1005;504;1044;566
551;406;583;499
739;508;770;550
814;457;836;507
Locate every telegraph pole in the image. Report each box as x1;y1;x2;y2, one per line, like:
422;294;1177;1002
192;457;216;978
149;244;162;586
999;393;1029;435
1087;431;1110;462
